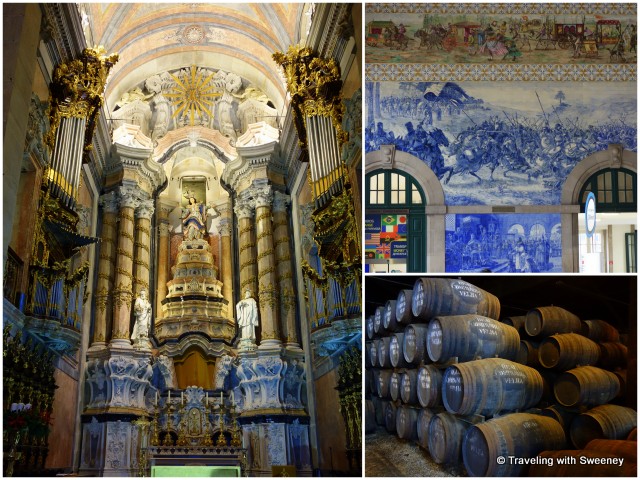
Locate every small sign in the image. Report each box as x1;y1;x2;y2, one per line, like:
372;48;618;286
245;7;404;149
585;192;596;238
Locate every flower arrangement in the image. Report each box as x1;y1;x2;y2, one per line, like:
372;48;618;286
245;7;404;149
4;403;52;438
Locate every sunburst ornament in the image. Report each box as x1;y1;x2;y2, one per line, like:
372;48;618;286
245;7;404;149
165;65;222;126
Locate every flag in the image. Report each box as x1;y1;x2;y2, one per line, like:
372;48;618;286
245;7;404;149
382;215;397;226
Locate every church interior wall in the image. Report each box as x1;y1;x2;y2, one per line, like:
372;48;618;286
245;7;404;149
45;368;78;470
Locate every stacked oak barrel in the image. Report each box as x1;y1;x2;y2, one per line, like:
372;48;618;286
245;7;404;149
365;277;637;477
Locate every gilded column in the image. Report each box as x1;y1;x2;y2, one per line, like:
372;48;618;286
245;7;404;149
234;197;257;308
273;192;299;349
218;218;234;320
110;186;140;347
134;200;154;297
156;222;170;319
92;191;118;347
254;186;280;346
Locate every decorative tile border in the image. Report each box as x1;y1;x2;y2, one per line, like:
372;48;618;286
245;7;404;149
365;3;636;16
365;63;637;82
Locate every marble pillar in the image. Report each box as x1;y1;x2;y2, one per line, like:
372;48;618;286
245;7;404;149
92;192;119;347
273;192;299;349
254;186;280;347
234;198;257;307
156;222;170;319
110;186;140;347
133;200;154;297
218;218;234;320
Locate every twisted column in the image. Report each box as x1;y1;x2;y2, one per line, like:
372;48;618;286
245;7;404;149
92;192;118;347
218;218;234;320
254;186;280;346
134;200;154;297
234;198;257;305
273;192;299;348
156;222;170;319
110;186;140;347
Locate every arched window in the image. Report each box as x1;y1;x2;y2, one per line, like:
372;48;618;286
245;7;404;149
579;168;636;212
366;170;425;208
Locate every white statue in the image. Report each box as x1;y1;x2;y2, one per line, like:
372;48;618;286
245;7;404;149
236;289;258;342
156;355;177;389
131;289;152;345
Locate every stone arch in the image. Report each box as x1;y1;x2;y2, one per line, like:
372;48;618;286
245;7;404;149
560;145;637;272
365;149;446;272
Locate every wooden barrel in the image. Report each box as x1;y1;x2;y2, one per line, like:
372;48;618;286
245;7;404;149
377;337;392;369
581;319;620;342
442;359;543;416
539;369;560;403
365;399;377;434
584;439;637;464
426;315;519;363
516;340;540;367
365;342;373;368
428;412;469;465
389;371;401;402
364;369;372;395
598;342;628;369
366;315;375;340
383;299;401;332
402;324;429;364
554;366;620;407
614;370;627;398
373;306;386;336
376;370;393;399
384;401;398;434
395;405;419;441
368;341;378;368
416;408;439;451
529;450;637;477
389;333;409;368
540;405;580;435
372;397;388;426
395;289;415;324
538;333;600;370
524;306;581;337
417;364;442;408
411;278;500;321
462;413;566;476
570;404;638;448
502;315;527;334
400;369;419;405
627;427;637;441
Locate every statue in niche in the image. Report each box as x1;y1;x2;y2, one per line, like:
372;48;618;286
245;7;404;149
236;289;259;343
181;190;207;241
131;289;152;346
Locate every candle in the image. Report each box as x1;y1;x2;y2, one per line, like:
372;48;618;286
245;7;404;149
206;392;208;403
168;390;171;401
155;391;158;406
181;391;184;405
220;391;223;404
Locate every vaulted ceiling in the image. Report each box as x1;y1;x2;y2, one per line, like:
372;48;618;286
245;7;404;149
81;3;311;116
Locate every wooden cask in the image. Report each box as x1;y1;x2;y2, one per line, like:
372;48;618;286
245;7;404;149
540;404;580;436
584;439;637;464
503;315;527;334
538;333;600;370
395;289;415;325
416;407;438;451
598;342;628;369
365;399;377;434
581;319;620;342
389;371;401;402
400;369;419;405
368;340;378;368
395;405;419;441
389;333;409;368
428;412;469;465
416;364;443;408
377;337;392;369
411;278;500;321
570;404;638;448
462;413;566;476
383;299;401;332
627;427;637;441
402;324;429;364
524;306;581;337
442;359;543;416
376;370;393;399
373;306;386;336
384;401;398;434
516;340;541;367
426;314;519;363
554;366;620;407
366;315;375;340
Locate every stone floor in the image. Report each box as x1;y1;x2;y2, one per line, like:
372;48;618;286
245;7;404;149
365;427;465;477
